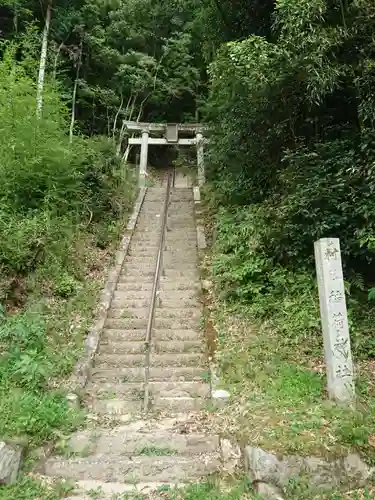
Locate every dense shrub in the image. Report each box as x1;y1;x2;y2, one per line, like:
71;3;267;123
206;0;375;358
211;205;375;359
206;0;375;266
0;48;134;297
0;46;134;445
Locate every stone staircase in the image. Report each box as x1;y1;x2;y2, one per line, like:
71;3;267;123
41;182;222;498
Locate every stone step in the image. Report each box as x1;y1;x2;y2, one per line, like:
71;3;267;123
111;297;198;309
153;396;207;412
158;290;198;300
161;258;198;265
65;428;219;457
166;224;196;230
166;228;196;233
162;272;199;280
128;245;159;250
121;266;198;276
64;480;185;499
168;213;195;217
157;298;199;308
88;380;209;399
94;352;203;369
127;240;160;246
89;398;142;415
164;237;197;242
170;197;194;202
121;265;156;273
70;480;189;499
134;217;162;223
112;290;197;302
167;225;196;229
164;245;197;250
127;246;159;252
115;282;197;292
130;232;160;237
99;340;203;355
99;340;146;354
145;195;171;201
44;454;220;483
104;317;199;329
123;270;198;279
91;366;206;383
121;266;156;275
89;396;207;415
134;219;162;225
163;249;197;256
125;259;197;268
102;328;200;342
107;308;200;320
167;212;195;217
159;281;199;289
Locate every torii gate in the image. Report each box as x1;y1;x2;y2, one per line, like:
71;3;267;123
124;121;207;187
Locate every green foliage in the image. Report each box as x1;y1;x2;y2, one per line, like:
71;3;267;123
0;390;81;444
206;0;375;361
206;0;375;254
0;42;133;448
156;478;254;499
211;205;375;359
0;475;73;500
0;312;82;444
0;47;134;296
53;273;77;298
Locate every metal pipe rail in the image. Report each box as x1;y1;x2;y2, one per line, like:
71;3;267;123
143;170;173;412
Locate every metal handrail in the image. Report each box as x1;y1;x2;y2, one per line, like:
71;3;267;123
145;171;172;344
143;171;172;412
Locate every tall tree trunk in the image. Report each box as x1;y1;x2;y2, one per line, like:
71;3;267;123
122;103;143;163
36;0;52;118
116;94;136;157
112;95;127;141
69;38;83;144
13;1;18;34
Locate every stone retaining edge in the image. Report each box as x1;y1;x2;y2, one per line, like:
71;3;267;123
66;187;147;405
193;185;230;407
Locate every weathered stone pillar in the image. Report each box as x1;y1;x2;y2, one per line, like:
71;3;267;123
314;238;355;403
196;131;205;186
139;129;149;187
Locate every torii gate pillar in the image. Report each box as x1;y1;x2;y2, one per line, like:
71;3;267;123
196;131;205;186
139;129;149;187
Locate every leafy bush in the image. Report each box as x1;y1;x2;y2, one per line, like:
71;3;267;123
206;0;375;264
0;311;83;443
211;205;375;358
206;0;375;360
0;45;133;445
0;47;134;302
0;389;81;443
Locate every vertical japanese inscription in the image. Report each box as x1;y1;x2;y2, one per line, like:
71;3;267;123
314;238;355;403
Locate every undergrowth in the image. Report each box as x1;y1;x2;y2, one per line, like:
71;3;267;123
0;45;135;463
0;476;74;500
205;195;375;496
